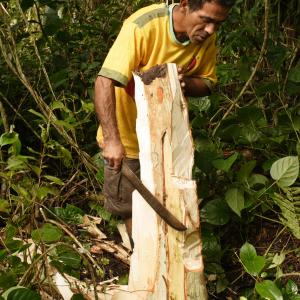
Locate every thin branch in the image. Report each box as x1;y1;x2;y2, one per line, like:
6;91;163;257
40;208;102;271
212;0;270;136
0;100;9;133
0;92;40;139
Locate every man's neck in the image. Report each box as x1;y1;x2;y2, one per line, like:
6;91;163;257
172;5;189;43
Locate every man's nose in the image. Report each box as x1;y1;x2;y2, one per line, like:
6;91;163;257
205;23;216;35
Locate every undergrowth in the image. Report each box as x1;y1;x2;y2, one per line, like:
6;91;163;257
0;0;299;299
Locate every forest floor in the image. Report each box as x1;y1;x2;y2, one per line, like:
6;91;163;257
222;214;300;299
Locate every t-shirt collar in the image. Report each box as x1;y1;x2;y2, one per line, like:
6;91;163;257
168;4;191;46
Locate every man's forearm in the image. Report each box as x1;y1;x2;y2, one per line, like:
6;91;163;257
94;76;120;142
184;77;211;97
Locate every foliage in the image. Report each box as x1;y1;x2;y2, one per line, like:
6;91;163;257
0;0;299;298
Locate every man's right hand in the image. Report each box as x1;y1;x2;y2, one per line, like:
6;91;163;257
102;140;125;170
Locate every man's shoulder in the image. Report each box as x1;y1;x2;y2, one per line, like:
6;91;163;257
125;3;168;28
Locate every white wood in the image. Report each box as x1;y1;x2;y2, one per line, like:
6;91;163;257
114;63;208;300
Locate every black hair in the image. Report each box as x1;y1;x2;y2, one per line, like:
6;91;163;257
188;0;235;10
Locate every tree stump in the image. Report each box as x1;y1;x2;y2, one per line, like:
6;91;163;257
113;63;207;300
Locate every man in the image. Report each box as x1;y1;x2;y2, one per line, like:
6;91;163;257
94;0;233;237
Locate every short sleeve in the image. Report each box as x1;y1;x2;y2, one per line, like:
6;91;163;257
98;22;144;86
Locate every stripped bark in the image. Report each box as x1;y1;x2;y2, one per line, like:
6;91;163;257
113;63;207;300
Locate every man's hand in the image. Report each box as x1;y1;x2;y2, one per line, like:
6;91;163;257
103;140;125;170
177;65;211;97
94;76;125;170
177;66;186;94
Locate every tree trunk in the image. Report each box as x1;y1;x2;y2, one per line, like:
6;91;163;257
113;63;208;300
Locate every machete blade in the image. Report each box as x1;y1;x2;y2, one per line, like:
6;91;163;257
122;162;187;231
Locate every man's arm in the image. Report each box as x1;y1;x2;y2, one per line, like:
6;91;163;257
178;68;211;97
94;76;125;169
182;77;211;97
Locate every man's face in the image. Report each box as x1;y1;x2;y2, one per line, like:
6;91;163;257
183;1;229;44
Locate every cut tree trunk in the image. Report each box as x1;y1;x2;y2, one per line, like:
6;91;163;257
112;63;208;300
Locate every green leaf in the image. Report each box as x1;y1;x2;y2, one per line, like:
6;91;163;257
248;174;269;189
31;223;62;243
237;160;256;182
288;64;300;83
0;199;10;213
43;175;64;186
272;193;300;239
270;156;299;187
296;141;300;156
7;287;40;300
118;274;129;285
255;280;283;300
71;295;85;300
52;204;84;225
201;198;230;225
28;109;46;122
237;106;265;125
216;277;229;294
5;224;17;240
55;245;81;269
35;186;58;200
212;152;238;172
270;253;285;268
0;272;17;289
0;132;19;147
286;279;298;295
225;188;245;217
20;0;34;10
202;229;222;261
240;242;265;276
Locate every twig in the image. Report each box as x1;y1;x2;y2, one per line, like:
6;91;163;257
212;0;270;136
0;25;98;175
278;272;300;278
40;208;102;271
0;91;40;139
0;100;9;133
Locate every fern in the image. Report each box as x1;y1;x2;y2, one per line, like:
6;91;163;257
272;190;300;239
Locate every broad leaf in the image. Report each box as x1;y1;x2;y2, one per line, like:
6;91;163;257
31;223;62;243
270;156;299;187
288;64;300;83
237;160;256;182
225;188;244;217
248;174;269;189
71;295;85;300
286;279;298;295
296;141;300;156
255;280;283;300
20;0;34;10
240;242;265;276
0;132;19;147
201;229;222;261
0;272;17;289
55;245;81;269
212;152;238;172
52;204;84;225
7;287;40;300
201;198;230;225
43;175;64;186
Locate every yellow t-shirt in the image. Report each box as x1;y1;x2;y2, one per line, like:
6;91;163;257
97;3;217;158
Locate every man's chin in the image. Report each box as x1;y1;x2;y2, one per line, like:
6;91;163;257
190;34;208;44
191;37;205;44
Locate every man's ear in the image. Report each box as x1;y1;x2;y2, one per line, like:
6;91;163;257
179;0;188;10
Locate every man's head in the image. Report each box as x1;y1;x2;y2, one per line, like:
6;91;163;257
188;0;235;11
177;0;233;44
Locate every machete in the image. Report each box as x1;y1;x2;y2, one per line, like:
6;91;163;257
122;162;187;231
